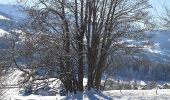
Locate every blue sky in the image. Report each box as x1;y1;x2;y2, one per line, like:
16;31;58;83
0;0;170;17
0;0;16;4
150;0;170;17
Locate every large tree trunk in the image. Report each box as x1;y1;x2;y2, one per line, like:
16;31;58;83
87;39;99;90
61;0;73;92
95;51;108;90
74;0;86;92
77;35;84;91
87;48;95;90
63;25;73;92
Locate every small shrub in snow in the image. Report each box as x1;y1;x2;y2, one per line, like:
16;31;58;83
104;79;120;90
137;84;147;90
147;81;157;89
163;84;170;89
104;79;133;90
121;83;132;90
132;81;138;90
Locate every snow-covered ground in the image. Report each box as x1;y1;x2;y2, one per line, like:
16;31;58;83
0;15;10;20
106;89;170;100
0;29;9;36
1;70;22;99
2;69;170;100
8;89;170;100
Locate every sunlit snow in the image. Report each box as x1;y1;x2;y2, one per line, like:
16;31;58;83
0;15;10;20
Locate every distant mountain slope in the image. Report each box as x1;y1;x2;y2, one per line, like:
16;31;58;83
110;30;170;81
0;4;25;21
143;30;170;63
0;4;26;31
0;11;10;20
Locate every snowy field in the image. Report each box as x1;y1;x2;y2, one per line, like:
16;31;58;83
106;89;170;100
2;70;170;100
7;89;170;100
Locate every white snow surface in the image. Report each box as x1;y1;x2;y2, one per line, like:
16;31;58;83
0;29;9;37
0;15;10;20
2;70;22;99
3;69;170;100
9;89;170;100
105;89;170;100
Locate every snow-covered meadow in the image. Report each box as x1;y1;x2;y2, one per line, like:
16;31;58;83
8;89;170;100
2;70;170;100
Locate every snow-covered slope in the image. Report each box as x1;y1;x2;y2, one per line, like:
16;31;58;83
0;29;9;36
0;4;26;31
0;10;11;21
110;30;170;81
2;70;22;99
0;4;25;21
144;30;170;62
0;15;10;20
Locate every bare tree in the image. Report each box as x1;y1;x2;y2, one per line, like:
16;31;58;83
17;0;151;93
162;7;170;29
82;0;151;90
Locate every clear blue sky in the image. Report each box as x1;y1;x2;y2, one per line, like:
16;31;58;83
150;0;170;17
0;0;170;17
